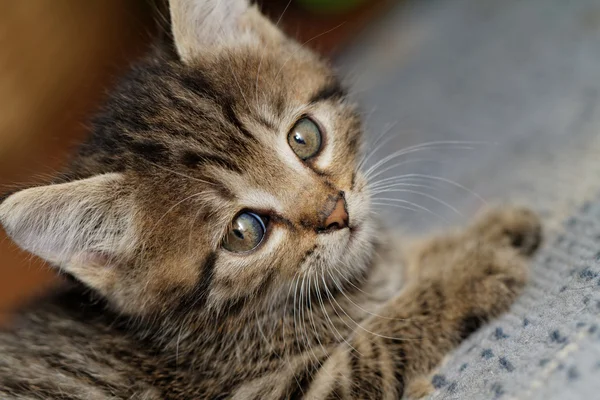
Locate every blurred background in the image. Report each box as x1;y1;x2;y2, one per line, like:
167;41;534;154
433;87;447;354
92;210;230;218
1;0;600;328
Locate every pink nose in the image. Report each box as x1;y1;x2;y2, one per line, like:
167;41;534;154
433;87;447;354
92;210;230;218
319;195;349;232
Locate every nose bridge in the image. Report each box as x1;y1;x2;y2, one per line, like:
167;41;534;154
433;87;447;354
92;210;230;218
271;159;348;232
295;180;334;223
318;192;342;224
292;179;349;232
321;194;348;231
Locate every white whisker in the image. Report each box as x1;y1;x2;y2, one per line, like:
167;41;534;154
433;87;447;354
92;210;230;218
255;0;293;102
372;189;462;216
274;23;346;82
324;274;421;342
319;271;363;356
371;197;450;222
364;142;483;180
146;161;216;186
369;173;487;205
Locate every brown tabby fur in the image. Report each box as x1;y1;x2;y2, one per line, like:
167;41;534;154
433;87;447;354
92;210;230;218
0;1;542;398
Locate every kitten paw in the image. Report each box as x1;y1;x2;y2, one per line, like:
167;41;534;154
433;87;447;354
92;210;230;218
442;243;529;321
469;207;542;257
405;375;435;399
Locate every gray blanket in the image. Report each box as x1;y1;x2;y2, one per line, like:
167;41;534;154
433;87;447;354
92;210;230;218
336;0;600;398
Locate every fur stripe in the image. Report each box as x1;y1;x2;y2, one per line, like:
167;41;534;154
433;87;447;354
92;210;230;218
0;377;83;399
44;359;121;397
287;357;326;400
255;114;277;131
181;150;242;173
129;140;170;164
310;80;347;104
393;348;407;398
349;342;384;399
370;341;384;395
176;252;218;311
195;251;218;305
458;314;487;340
324;383;345;400
222;101;258;143
180;72;221;103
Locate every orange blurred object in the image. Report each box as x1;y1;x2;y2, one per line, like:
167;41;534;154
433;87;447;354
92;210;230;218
0;0;153;324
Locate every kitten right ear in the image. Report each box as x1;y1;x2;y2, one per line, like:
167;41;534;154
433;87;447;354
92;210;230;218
169;0;282;63
0;173;136;291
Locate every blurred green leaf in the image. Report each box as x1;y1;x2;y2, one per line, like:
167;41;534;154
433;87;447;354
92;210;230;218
296;0;366;14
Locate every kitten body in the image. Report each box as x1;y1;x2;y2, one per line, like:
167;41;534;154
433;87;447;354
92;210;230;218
0;1;542;398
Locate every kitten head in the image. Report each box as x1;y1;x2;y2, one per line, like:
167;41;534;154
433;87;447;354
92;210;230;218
0;0;374;317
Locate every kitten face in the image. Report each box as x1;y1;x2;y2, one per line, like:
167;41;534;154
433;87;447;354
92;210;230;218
0;0;375;316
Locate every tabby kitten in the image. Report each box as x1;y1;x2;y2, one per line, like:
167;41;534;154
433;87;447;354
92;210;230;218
0;0;542;398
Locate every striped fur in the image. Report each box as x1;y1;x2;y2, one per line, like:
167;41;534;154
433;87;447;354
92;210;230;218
0;1;543;398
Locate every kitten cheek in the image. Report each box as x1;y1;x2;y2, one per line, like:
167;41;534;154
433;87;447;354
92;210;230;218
344;190;371;228
351;172;369;193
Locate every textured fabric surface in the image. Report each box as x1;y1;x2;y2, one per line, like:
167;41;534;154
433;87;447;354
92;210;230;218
429;199;600;399
337;0;600;398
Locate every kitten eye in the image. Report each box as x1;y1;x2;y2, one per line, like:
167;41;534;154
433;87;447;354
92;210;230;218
287;117;322;160
222;212;266;253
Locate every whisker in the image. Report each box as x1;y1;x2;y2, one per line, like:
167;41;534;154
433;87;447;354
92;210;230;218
299;274;321;368
254;309;302;390
371;197;450;222
356;122;399;172
364;142;483;180
301;274;325;368
369;174;488;205
319;271;364;356
372;189;462;216
314;273;345;343
274;22;346;82
174;322;186;367
362;139;491;179
324;275;422;342
307;275;329;356
370;182;439;193
370;202;421;213
364;157;448;183
292;272;302;358
213;20;252;111
325;267;408;322
254;0;293;102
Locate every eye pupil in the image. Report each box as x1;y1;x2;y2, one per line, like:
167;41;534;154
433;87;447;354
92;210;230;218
294;133;306;145
233;229;244;239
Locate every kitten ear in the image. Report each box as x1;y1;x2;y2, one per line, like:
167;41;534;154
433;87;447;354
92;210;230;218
0;173;136;287
169;0;282;63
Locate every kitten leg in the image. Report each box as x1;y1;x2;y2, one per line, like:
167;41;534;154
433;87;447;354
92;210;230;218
404;374;435;399
467;207;542;256
404;206;542;282
278;209;540;399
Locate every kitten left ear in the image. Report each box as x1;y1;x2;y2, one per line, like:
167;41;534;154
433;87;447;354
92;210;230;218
169;0;283;63
0;173;136;290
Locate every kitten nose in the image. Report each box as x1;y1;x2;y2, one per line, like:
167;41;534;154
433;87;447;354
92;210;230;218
318;193;349;233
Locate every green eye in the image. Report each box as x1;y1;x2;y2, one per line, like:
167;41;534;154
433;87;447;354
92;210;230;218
288;117;322;160
222;212;266;253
